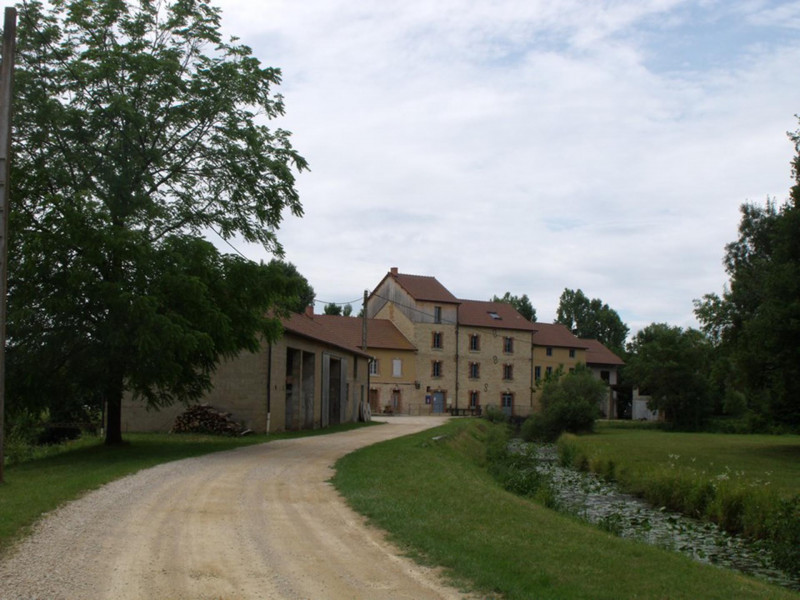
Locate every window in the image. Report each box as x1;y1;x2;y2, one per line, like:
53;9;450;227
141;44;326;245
569;348;576;358
488;311;501;320
434;306;442;324
469;334;480;351
432;331;443;349
432;360;442;377
546;347;553;357
469;362;480;379
469;390;480;407
546;366;553;376
601;370;610;383
503;364;513;380
392;359;402;377
369;360;379;376
503;336;514;353
534;366;541;381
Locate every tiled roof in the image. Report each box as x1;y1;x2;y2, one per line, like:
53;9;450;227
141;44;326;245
390;271;459;304
582;338;625;366
281;312;371;358
532;322;588;349
458;299;536;331
315;315;416;351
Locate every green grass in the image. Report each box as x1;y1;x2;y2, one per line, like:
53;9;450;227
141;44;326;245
332;419;799;600
559;424;800;538
0;422;375;552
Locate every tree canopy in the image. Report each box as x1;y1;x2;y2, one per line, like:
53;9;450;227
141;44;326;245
694;122;800;428
490;292;536;322
8;0;309;444
625;324;712;430
555;288;628;355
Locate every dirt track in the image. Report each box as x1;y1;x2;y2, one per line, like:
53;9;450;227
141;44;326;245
0;416;468;600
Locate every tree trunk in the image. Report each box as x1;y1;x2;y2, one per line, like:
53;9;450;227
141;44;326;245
104;375;125;445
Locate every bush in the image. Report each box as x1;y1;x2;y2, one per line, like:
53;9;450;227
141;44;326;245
3;409;47;465
768;495;800;577
483;405;507;424
521;365;605;442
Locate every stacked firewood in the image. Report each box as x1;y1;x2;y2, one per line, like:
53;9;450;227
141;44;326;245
171;404;244;436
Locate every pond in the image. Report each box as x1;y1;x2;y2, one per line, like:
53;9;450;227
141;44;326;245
516;441;800;592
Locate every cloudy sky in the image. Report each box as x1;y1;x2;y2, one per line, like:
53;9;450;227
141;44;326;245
214;0;800;336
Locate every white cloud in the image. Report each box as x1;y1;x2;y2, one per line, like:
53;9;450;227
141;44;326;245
215;0;800;339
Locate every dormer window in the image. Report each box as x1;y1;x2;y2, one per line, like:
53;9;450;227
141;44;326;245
487;311;501;320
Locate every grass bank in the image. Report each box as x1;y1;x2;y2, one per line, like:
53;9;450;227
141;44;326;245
332;419;798;599
0;422;372;552
558;425;800;536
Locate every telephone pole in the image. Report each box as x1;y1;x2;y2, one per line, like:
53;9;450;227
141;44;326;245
0;7;17;484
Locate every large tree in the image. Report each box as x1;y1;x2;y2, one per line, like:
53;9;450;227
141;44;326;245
8;0;309;444
694;124;800;427
490;292;536;322
625;323;712;430
555;288;628;355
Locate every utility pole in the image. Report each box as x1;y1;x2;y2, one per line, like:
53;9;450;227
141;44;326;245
361;290;368;352
0;7;17;484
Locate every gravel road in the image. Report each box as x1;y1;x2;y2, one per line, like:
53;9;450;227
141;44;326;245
0;416;468;600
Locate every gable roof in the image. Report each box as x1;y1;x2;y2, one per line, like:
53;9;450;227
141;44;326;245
582;338;625;366
281;312;371;358
315;315;416;351
382;269;460;304
458;299;536;331
532;322;588;350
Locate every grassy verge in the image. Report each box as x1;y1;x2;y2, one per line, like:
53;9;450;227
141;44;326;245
558;425;800;536
332;419;799;600
0;422;374;552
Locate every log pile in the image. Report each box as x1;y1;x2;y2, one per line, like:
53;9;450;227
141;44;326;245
171;404;244;436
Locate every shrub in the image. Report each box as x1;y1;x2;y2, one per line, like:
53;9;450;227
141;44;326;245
768;495;800;577
522;365;605;442
483;405;507;424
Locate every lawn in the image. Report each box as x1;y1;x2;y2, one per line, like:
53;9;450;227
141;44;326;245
0;422;373;552
333;419;799;600
558;423;800;540
578;422;800;496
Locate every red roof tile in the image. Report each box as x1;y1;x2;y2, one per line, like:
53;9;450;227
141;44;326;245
532;322;587;349
281;312;371;357
582;338;625;366
458;299;536;331
315;315;416;351
390;271;459;304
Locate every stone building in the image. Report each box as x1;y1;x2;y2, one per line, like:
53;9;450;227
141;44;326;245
121;308;371;434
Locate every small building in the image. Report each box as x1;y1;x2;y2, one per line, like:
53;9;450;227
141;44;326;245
581;338;626;418
122;308;371;434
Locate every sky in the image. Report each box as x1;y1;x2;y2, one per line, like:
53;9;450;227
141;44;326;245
213;0;800;336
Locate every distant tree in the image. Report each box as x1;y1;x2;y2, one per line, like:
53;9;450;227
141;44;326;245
625;324;712;430
8;0;308;445
491;292;537;322
342;303;353;317
267;260;315;313
324;303;343;316
694;122;800;428
555;289;628;355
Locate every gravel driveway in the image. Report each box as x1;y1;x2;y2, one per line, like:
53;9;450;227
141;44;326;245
0;416;466;600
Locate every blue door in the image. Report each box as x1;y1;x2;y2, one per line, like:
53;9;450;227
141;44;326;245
433;392;445;414
501;393;513;417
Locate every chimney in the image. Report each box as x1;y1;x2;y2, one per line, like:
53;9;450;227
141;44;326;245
305;305;314;318
390;267;398;276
